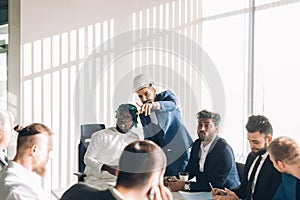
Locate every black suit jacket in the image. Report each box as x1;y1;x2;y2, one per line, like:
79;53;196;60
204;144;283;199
234;152;281;200
61;183;116;200
185;136;240;192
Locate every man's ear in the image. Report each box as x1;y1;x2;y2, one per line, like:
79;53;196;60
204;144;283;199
267;135;272;144
29;144;38;156
215;125;219;133
277;160;285;170
153;88;157;95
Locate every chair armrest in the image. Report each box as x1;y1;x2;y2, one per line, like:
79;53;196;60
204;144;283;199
73;172;86;182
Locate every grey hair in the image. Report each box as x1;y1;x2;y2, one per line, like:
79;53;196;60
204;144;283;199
0;109;14;130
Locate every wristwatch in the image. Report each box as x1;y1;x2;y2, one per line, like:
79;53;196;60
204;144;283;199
184;182;191;191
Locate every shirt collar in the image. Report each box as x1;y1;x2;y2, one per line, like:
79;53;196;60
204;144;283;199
110;187;126;200
8;161;41;184
200;135;216;152
261;150;268;159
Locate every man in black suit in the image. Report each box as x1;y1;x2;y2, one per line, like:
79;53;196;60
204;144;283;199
166;110;240;192
61;140;173;200
212;115;281;200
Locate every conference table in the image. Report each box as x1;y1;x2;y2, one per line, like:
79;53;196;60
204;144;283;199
51;181;213;200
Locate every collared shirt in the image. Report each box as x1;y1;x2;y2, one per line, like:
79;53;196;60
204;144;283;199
248;151;268;196
149;102;161;125
84;127;142;182
110;187;125;200
0;161;50;200
0;150;8;169
150;112;159;125
199;135;216;172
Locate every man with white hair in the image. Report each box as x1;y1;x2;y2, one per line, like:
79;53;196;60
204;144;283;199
0;109;14;170
132;74;193;176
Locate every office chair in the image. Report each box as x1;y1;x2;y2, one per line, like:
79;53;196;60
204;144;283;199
74;123;106;181
236;162;245;183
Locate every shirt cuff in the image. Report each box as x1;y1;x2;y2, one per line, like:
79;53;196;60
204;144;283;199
153;102;161;110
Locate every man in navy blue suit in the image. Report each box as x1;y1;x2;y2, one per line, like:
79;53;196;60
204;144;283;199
166;110;240;192
133;74;193;176
268;136;300;200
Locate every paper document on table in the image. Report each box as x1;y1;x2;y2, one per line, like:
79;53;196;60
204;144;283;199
178;191;213;200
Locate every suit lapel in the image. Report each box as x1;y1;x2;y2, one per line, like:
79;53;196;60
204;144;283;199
208;135;219;154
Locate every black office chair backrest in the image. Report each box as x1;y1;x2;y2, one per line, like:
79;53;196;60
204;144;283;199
79;124;106;173
236;162;245;183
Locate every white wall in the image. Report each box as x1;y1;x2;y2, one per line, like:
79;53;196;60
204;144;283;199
15;0;300;196
19;0;206;194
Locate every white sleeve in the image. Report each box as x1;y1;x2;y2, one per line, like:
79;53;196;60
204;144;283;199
84;131;106;176
8;186;41;200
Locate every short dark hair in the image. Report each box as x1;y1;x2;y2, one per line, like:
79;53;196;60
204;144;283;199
246;115;273;136
268;136;300;165
116;104;138;127
196;110;221;126
116;140;166;189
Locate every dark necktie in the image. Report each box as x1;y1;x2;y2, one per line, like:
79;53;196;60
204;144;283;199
246;155;262;200
0;157;7;167
0;150;8;167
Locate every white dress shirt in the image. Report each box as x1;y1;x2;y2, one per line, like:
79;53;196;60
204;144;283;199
84;127;142;182
199;135;216;172
110;187;126;200
247;151;268;196
0;161;50;200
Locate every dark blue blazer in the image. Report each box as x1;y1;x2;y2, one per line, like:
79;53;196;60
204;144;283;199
140;90;193;176
234;152;281;200
273;173;299;200
185;136;240;192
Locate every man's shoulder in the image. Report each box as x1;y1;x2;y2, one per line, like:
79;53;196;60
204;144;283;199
61;184;115;200
93;127;116;136
282;173;297;182
0;181;41;200
214;137;232;149
157;90;176;99
127;128;143;139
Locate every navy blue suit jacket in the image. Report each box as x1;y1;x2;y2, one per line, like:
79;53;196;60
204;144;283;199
185;136;240;192
233;152;281;200
272;173;299;200
140;90;193;176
